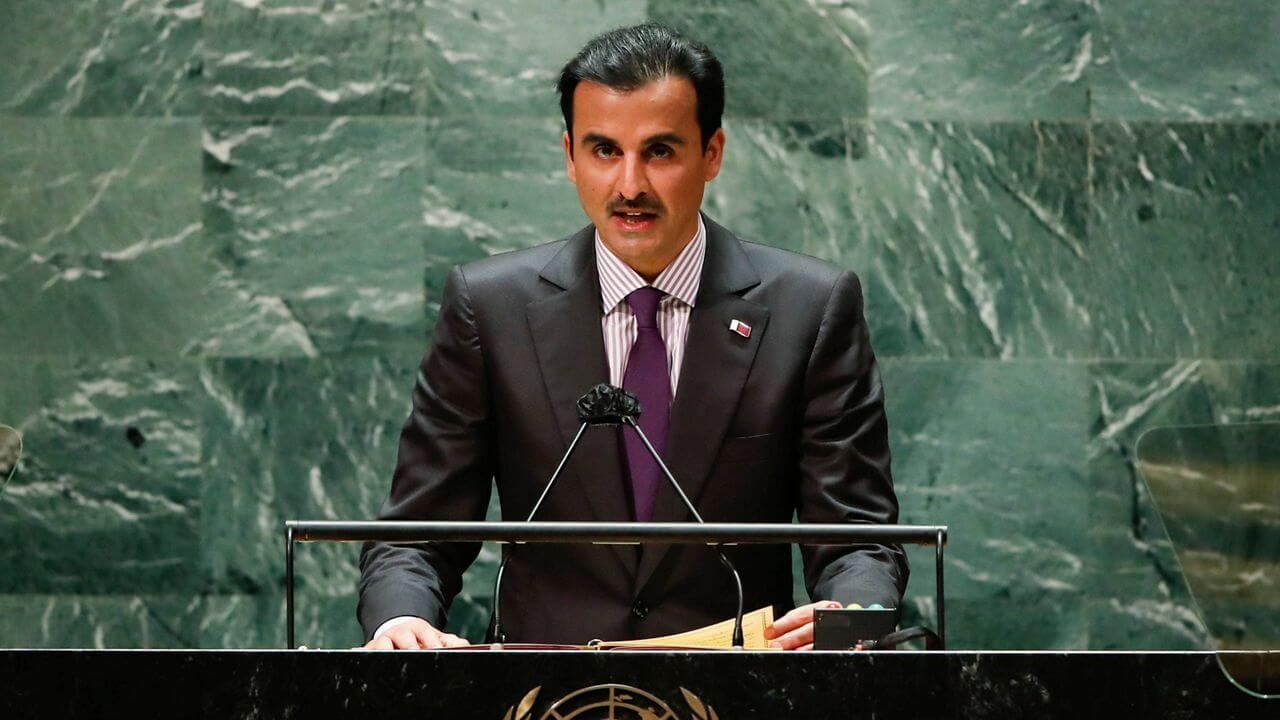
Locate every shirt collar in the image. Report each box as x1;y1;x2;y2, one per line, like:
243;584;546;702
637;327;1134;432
595;213;706;313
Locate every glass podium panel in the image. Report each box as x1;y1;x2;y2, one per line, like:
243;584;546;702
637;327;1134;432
0;425;20;495
1136;422;1280;698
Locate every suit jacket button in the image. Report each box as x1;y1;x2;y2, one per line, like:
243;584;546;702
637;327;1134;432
631;600;649;619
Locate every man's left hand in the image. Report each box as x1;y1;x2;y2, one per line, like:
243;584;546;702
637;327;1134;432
764;600;843;650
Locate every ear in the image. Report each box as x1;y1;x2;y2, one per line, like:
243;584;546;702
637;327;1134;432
702;127;726;181
562;130;577;184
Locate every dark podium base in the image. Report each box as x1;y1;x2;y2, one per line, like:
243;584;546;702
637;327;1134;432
1;650;1275;718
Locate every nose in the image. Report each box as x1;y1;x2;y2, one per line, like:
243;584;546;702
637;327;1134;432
617;153;651;201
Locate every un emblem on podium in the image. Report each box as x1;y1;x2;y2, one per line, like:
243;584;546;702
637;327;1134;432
503;684;720;720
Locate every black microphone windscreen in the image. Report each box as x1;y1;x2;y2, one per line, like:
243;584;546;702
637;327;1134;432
576;383;641;425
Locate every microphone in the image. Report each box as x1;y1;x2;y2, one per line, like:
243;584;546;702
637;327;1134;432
576;382;641;425
488;384;631;644
488;384;746;648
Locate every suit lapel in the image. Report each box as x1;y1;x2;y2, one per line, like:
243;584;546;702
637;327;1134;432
526;227;637;574
634;215;769;595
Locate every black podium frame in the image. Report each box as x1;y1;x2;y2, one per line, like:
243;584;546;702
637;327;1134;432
284;520;948;650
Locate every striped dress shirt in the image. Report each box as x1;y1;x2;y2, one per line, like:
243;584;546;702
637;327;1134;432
595;214;706;397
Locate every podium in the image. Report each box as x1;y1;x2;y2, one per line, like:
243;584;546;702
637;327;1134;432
3;518;1277;715
1;649;1276;717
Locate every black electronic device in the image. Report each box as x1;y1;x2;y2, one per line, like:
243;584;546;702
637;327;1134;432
813;607;899;650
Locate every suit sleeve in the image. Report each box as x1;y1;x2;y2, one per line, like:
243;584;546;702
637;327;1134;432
357;266;494;640
797;270;909;610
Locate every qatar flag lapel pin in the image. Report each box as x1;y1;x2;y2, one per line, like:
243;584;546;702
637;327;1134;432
729;319;752;338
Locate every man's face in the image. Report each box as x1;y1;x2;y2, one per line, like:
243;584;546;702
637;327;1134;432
563;75;725;280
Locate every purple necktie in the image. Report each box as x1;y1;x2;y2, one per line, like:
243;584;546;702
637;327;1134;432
622;286;670;522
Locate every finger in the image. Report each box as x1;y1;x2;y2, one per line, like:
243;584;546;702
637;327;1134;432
386;626;423;649
797;643;814;651
363;635;394;651
766;607;808;638
770;619;816;650
410;624;444;649
769;600;834;637
440;633;470;648
381;628;407;649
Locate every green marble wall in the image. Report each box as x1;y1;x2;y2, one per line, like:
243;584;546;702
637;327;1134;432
1;0;1277;650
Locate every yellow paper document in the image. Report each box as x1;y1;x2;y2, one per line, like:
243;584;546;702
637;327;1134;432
596;606;777;650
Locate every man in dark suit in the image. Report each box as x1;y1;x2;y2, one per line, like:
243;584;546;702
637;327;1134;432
359;23;907;650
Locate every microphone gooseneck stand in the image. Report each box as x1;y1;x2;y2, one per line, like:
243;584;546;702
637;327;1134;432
488;384;746;649
488;422;589;644
489;384;641;644
622;414;746;649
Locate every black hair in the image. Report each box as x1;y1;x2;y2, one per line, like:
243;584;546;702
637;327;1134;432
556;23;725;152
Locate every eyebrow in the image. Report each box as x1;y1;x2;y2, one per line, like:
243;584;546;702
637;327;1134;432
580;131;687;148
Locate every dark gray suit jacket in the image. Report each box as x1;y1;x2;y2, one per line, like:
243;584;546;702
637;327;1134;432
358;214;908;644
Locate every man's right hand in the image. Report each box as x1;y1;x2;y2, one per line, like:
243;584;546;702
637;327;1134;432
360;617;471;650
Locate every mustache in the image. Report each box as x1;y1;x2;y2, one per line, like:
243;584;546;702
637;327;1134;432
608;198;662;214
